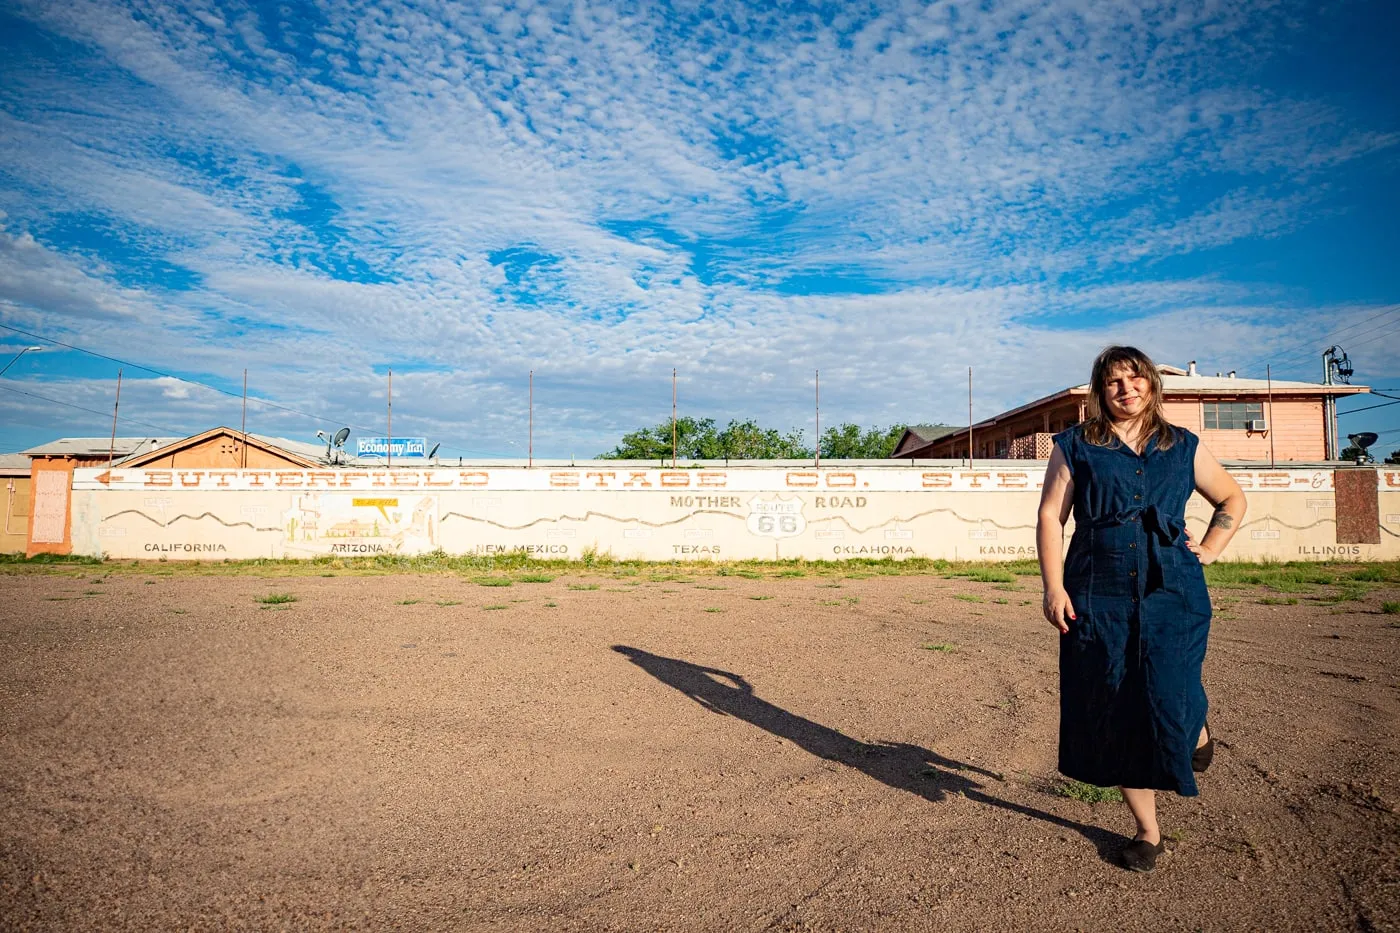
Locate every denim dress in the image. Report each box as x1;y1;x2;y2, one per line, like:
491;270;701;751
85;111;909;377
1054;423;1211;795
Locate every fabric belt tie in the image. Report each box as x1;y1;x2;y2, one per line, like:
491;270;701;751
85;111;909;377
1082;505;1184;550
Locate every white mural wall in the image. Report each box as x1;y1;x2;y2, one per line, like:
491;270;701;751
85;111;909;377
67;465;1400;562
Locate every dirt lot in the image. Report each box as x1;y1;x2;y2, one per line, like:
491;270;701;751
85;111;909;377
1;565;1397;932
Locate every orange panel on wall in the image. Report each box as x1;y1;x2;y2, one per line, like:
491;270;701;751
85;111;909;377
27;459;73;556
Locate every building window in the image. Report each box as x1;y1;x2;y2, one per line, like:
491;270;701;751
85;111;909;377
1203;401;1263;430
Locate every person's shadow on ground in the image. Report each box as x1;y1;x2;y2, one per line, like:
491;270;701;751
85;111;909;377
613;645;1124;863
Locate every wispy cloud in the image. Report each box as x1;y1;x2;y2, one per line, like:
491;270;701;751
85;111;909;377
0;0;1396;454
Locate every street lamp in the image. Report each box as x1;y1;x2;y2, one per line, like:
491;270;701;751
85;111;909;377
0;346;42;378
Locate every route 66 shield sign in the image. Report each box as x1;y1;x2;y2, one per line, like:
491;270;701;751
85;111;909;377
746;496;806;538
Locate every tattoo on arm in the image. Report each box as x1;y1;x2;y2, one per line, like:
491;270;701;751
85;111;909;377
1208;509;1235;531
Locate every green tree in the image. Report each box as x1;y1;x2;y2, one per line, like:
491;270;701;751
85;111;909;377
819;423;907;459
598;417;813;460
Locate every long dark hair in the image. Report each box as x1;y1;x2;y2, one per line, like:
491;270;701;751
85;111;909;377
1082;346;1177;450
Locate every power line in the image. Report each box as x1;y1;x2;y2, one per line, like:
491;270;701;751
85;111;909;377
1338;398;1400;415
1233;306;1400;379
0;384;182;434
0;321;506;455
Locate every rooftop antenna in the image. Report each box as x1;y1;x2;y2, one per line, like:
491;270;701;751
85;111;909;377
1323;345;1353;460
427;442;440;463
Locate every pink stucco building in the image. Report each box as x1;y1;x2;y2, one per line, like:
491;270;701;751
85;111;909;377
893;363;1369;462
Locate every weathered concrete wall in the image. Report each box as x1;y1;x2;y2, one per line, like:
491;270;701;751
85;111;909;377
68;465;1400;562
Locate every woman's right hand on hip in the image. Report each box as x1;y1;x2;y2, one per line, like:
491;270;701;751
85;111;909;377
1042;588;1076;634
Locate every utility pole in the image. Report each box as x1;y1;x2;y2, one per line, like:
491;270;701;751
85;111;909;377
528;370;534;469
108;369;123;468
814;370;820;468
241;369;248;469
967;367;974;469
1322;346;1352;460
671;368;678;468
387;368;393;469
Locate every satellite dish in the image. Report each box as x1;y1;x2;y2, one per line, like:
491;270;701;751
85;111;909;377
1348;433;1379;465
332;427;351;448
427;442;440;460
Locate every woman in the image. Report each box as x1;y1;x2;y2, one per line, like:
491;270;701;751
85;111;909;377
1036;346;1246;873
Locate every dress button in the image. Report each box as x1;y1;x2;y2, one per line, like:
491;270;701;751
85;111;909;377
1134;494;1142;500
1132;596;1139;603
1136;469;1142;475
1130;570;1138;577
1129;543;1137;549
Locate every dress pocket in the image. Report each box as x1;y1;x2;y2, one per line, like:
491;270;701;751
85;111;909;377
1162;546;1212;616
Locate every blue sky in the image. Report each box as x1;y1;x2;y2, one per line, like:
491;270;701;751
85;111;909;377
1;0;1397;458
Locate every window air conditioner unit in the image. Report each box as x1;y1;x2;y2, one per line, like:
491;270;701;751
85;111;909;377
1247;419;1267;432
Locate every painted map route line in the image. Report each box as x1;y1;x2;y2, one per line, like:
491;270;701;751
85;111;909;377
438;509;745;530
101;510;282;533
810;510;1037;534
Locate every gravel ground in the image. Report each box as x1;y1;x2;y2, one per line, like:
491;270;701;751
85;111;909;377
2;568;1397;932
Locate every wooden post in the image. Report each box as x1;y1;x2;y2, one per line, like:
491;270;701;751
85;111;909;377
108;369;122;468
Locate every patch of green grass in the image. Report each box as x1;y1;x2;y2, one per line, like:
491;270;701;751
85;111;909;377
1057;780;1123;804
544;601;558;608
170;609;187;615
517;574;555;583
777;569;806;578
921;643;956;652
482;604;508;610
1382;601;1400;615
694;584;728;590
845;596;860;605
703;607;723;613
436;600;462;607
1205;562;1340;589
949;568;1017;584
818;600;842;606
953;594;983;603
255;593;297;605
992;597;1010;605
749;595;774;601
1336;585;1368;602
396;598;421;605
568;583;600;591
994;583;1019;591
1259;596;1299;606
82;589;103;596
474;577;513;587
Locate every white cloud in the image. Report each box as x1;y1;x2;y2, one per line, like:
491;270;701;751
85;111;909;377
0;0;1396;454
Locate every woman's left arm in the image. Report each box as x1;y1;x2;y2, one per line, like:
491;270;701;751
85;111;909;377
1189;443;1248;565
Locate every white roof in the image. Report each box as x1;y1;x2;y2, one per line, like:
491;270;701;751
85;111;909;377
22;437;182;458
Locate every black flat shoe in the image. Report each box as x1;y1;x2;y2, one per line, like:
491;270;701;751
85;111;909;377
1121;838;1166;873
1192;721;1215;773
